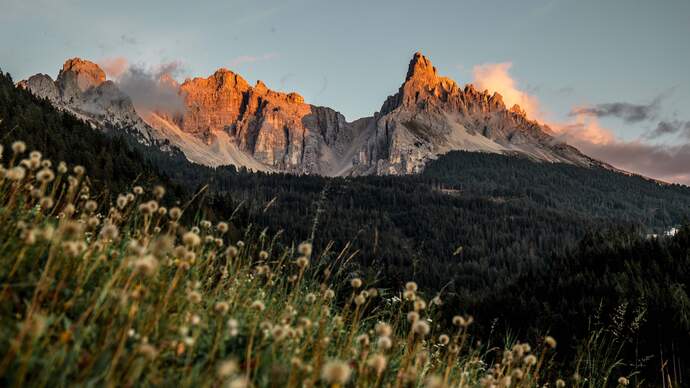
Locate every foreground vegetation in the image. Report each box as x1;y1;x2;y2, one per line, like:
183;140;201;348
0;142;646;387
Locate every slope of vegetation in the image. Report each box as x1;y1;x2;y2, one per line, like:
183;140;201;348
0;142;641;387
2;69;689;384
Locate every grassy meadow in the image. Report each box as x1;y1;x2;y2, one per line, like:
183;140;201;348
0;141;641;387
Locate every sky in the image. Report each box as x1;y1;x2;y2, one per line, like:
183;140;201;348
1;0;690;183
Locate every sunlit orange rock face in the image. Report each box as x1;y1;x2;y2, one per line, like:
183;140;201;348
168;69;353;173
352;52;594;175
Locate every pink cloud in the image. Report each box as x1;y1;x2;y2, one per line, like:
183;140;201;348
472;62;542;120
471;61;690;185
98;57;129;79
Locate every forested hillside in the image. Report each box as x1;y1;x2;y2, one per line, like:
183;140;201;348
2;68;689;382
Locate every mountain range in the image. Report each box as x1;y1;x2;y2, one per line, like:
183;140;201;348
19;52;602;176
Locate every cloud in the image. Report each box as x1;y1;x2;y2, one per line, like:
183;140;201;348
229;53;278;67
114;61;186;116
574;141;690;185
98;57;128;79
472;62;542;119
470;61;690;185
570;98;661;124
646;120;690;139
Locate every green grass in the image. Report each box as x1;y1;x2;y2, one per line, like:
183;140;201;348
0;141;638;387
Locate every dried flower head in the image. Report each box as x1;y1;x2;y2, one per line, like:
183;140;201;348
296;256;310;269
350;278;363;289
12;141;26;154
321;360;352;385
298;241;312;256
413;320;431;336
367;354;387;375
182;231;201;247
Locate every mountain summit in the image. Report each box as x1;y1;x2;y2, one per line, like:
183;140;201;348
19;52;600;175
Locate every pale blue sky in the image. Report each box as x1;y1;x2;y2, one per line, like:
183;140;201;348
2;0;690;182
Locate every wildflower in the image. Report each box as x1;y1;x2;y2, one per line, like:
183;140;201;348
298;241;312;256
356;334;370;346
7;166;26;181
200;220;212;229
544;335;557;349
556;379;566;387
39;197;54;209
73;165;85;176
424;375;443;388
182;231;201;247
190;314;201;325
84;200;98;214
227;319;239;336
226;245;239;259
413;320;431;336
169;207;182;220
407;311;419;323
188;290;202;304
414;299;427;311
367;354;387;375
217;222;229;233
295;256;309;269
438;334;450;345
251;300;265;311
41;160;51;168
305;293;317;304
617;377;629;386
227;377;250;388
271;325;288;342
403;290;416;301
217;359;238;378
351;278;363;289
377;336;392;350
87;216;100;228
29;150;42;160
57;161;68;174
157;207;167;216
375;322;392;337
405;281;418;292
36;168;55;183
133;255;159;276
258;250;269;260
523;354;537;366
324;289;336;300
354;294;366;306
116;195;128;209
137;343;158;360
12;141;26;154
321;360;352;385
214;301;230;315
153;185;165;199
511;368;524;380
133;186;143;195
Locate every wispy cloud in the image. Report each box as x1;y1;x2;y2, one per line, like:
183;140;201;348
98;57;128;79
470;61;690;185
570;98;661;124
105;59;186;116
229;53;278;67
646;120;690;139
472;62;542;119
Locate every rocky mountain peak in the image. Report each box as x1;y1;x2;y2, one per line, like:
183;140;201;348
405;51;437;81
58;58;106;92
